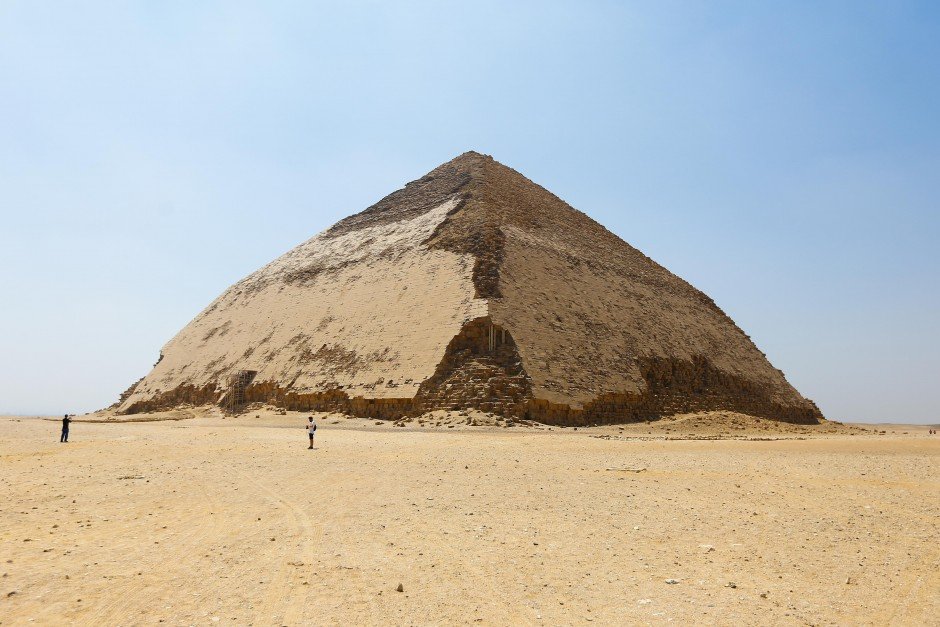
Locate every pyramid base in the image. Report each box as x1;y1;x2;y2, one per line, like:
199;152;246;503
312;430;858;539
119;318;819;425
119;370;821;427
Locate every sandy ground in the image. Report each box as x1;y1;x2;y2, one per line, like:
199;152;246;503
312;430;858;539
1;410;937;626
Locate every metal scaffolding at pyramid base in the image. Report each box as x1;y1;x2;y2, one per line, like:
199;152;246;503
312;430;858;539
224;370;257;414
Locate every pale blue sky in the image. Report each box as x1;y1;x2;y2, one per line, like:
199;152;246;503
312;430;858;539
1;2;937;423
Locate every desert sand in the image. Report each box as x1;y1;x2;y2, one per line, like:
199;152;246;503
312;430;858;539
1;410;937;625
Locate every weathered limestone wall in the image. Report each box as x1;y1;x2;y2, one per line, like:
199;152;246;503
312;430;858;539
522;356;821;425
243;384;414;420
122;383;220;415
491;233;820;420
413;317;531;416
119;198;487;414
197;317;532;420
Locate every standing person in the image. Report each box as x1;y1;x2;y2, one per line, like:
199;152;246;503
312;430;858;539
306;416;317;449
60;414;71;443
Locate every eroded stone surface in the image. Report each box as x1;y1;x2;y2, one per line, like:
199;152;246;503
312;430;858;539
120;196;487;413
119;151;821;424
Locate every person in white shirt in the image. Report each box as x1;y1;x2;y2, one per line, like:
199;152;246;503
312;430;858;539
306;416;317;449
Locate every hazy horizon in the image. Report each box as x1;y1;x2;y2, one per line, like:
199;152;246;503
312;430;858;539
1;2;937;423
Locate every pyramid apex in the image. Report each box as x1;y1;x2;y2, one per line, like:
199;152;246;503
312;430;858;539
436;150;493;171
453;149;490;159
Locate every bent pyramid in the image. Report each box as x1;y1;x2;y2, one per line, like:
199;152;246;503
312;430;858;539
118;151;822;425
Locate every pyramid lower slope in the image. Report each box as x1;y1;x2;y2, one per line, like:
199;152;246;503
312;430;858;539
118;152;821;425
119;197;487;414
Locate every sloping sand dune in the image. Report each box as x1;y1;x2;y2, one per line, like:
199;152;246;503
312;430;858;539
1;413;937;625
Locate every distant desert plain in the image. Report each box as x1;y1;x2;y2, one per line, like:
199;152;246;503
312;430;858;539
1;409;937;625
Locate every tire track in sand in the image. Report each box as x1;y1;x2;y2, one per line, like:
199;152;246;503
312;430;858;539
238;468;322;626
85;474;229;624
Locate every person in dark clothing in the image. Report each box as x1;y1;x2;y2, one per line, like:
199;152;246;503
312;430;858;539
60;414;71;443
